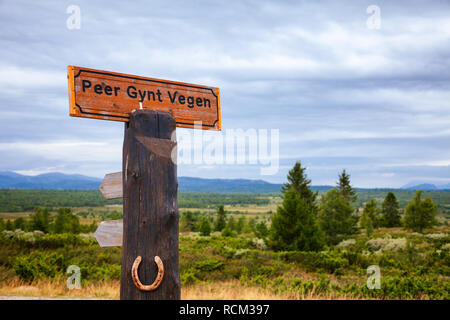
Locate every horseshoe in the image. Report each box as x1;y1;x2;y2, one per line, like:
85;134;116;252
131;255;164;291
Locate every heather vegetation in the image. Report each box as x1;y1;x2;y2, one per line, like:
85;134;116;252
0;227;449;299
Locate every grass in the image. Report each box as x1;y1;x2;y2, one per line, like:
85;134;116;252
182;280;360;300
0;212;31;219
0;279;361;300
0;278;120;299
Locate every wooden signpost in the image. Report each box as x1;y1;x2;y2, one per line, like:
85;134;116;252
68;66;221;300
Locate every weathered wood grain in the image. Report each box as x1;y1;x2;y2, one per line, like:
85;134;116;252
120;109;180;300
99;172;123;199
99;134;177;200
94;219;123;247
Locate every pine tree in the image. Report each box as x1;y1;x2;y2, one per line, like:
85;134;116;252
13;217;26;231
199;217;212;236
53;208;80;234
360;198;380;229
227;216;236;231
337;169;357;203
214;205;227;232
318;188;358;245
269;163;325;252
381;192;401;227
30;207;51;233
5;219;13;231
364;217;374;237
255;221;269;239
281;161;317;207
181;211;195;232
403;190;437;233
236;216;246;234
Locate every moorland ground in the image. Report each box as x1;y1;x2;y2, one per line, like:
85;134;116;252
0;189;449;299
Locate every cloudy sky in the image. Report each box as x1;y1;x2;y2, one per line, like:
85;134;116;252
0;0;449;187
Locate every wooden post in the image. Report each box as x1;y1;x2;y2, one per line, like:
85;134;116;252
120;109;180;300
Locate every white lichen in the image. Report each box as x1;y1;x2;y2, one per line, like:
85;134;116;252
425;233;449;240
337;239;356;248
252;238;267;250
366;237;407;253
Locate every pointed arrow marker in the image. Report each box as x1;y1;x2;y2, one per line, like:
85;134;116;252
94;219;123;247
96;172;123;247
100;172;123;199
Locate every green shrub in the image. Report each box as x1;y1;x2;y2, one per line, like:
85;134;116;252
12;252;68;282
251;275;268;287
371;276;449;299
221;227;235;237
193;259;224;272
0;232;93;249
77;263;121;281
181;271;199;285
278;251;349;273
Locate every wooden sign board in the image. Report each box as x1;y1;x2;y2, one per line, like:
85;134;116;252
94;219;123;247
100;172;123;200
67;66;221;130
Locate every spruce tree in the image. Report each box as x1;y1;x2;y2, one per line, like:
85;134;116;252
13;217;26;231
247;217;256;233
182;211;195;232
381;192;401;227
318;188;357;245
236;216;246;234
281;161;317;207
227;216;236;231
199;217;212;236
403;190;437;233
360;198;380;229
337;169;357;203
269;162;324;251
5;219;13;231
255;221;269;239
30;207;51;233
214;205;227;232
364;217;374;237
53;208;80;234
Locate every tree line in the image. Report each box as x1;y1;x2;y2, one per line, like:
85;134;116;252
269;162;438;251
0;190;120;212
0;207;97;234
1;162;441;250
0;189;270;212
180;206;269;238
184;162;440;252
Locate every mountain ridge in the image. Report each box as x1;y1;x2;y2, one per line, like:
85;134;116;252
0;171;288;193
400;181;450;190
1;171;449;193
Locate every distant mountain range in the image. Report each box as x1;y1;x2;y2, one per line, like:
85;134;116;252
400;182;450;191
0;171;448;192
0;171;288;193
177;176;283;193
0;171;101;190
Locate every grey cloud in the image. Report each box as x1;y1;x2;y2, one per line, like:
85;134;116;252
0;0;449;186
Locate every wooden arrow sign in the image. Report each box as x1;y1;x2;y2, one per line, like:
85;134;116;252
94;219;123;247
100;172;123;199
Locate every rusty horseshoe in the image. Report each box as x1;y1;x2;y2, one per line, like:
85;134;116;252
131;255;164;291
